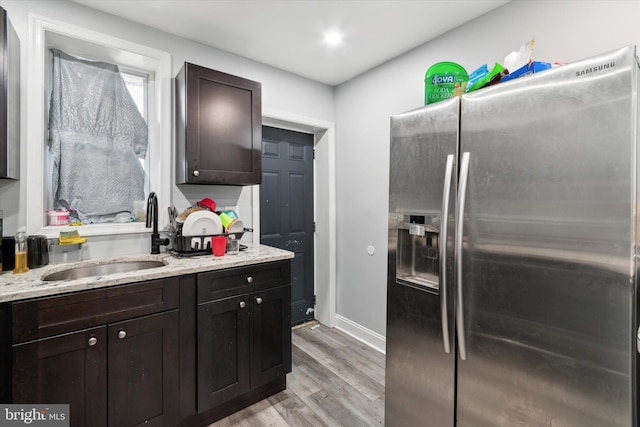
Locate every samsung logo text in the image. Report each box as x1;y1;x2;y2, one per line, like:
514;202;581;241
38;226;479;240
575;61;615;77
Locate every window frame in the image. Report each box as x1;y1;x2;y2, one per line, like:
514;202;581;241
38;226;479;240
27;14;172;238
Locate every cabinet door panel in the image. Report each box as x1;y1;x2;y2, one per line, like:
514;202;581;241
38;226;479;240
197;295;250;412
12;327;107;427
0;6;20;180
176;62;262;185
198;80;253;172
108;310;179;427
250;285;292;388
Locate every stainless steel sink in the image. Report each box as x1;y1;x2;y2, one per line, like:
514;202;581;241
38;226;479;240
42;260;166;281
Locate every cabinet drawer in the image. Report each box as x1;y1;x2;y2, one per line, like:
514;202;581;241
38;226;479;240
12;277;179;343
197;261;290;303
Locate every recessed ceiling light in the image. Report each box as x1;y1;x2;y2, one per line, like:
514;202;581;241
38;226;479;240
324;31;343;46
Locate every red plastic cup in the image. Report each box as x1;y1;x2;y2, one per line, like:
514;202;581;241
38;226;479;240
211;236;227;257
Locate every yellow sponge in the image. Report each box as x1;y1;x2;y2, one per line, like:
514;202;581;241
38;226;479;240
59;230;87;245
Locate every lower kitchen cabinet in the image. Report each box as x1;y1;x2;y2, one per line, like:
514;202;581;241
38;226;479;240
197;284;291;412
197;294;251;409
9;276;180;427
12;311;178;427
2;259;292;427
107;311;179;427
249;285;292;388
176;260;292;426
12;327;108;427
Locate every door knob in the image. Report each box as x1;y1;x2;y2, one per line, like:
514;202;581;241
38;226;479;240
88;337;98;346
246;276;254;284
118;330;127;339
239;301;246;309
256;297;263;305
193;170;200;177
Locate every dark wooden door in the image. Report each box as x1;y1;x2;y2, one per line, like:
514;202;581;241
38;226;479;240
261;126;314;325
197;294;251;412
12;327;108;427
250;285;292;388
108;310;179;427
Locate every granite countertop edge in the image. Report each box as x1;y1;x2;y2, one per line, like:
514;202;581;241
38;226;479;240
0;244;294;303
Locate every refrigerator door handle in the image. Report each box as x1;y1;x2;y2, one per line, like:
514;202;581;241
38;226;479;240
455;151;471;361
440;154;455;354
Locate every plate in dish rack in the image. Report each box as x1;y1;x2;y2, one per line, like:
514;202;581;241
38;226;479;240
181;211;222;236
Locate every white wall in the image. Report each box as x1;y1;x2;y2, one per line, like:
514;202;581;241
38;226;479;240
334;0;640;341
0;0;334;257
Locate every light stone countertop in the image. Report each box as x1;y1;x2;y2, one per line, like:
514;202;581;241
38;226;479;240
0;244;294;303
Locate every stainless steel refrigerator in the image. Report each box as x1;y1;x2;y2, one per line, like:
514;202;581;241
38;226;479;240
386;45;640;427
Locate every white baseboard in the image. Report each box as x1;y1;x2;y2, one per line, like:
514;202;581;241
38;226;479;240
334;314;386;355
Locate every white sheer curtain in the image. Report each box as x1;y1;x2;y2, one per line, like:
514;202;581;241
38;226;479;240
48;49;148;223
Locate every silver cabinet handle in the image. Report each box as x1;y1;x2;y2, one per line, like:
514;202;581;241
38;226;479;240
239;301;246;309
256;297;263;305
440;154;454;354
88;337;98;346
246;276;254;284
637;327;640;353
455;152;471;361
118;330;127;339
193;170;200;177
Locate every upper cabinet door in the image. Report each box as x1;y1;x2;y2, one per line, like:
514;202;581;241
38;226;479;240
0;6;20;180
176;63;262;185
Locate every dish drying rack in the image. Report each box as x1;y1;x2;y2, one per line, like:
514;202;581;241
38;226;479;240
170;228;252;256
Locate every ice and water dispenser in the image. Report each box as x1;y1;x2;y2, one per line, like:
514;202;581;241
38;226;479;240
396;212;441;290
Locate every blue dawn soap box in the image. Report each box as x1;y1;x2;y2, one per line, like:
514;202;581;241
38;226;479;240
501;61;552;82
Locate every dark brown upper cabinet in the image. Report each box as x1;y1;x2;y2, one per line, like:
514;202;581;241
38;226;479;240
176;63;262;185
0;6;19;180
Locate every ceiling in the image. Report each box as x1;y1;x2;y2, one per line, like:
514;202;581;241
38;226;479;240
71;0;510;86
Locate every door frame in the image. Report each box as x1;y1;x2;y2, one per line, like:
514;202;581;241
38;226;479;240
252;109;336;328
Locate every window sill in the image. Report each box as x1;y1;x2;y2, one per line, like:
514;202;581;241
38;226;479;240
38;222;152;239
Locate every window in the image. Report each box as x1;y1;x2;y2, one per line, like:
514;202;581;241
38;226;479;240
27;16;171;237
46;50;150;224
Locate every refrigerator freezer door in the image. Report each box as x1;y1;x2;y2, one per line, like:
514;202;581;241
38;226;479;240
386;97;458;426
457;46;638;427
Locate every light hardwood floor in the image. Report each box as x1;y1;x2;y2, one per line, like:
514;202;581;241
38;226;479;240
210;322;386;426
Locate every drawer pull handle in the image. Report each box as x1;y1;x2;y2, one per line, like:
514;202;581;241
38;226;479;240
256;297;263;305
193;170;200;177
118;330;127;339
246;276;254;284
88;337;98;347
239;301;246;309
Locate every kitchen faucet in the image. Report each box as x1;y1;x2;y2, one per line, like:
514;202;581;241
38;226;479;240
146;192;170;254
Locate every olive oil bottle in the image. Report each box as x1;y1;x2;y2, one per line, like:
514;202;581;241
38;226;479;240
13;226;28;274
